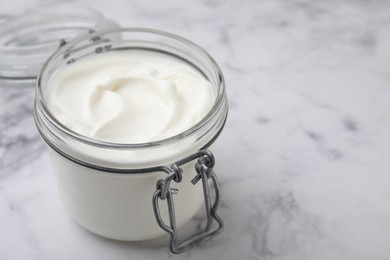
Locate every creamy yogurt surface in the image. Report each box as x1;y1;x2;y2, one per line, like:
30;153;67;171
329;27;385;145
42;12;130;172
47;50;214;144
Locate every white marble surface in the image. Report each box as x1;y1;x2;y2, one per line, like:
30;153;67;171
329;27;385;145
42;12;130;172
1;0;390;259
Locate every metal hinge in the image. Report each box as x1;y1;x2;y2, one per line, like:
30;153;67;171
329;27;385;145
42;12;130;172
152;149;224;254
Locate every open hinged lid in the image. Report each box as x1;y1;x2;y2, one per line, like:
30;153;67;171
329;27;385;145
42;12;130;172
0;4;119;88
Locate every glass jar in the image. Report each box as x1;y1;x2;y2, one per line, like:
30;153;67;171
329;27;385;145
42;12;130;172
33;28;228;253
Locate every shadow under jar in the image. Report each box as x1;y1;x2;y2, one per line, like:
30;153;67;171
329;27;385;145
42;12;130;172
34;28;228;254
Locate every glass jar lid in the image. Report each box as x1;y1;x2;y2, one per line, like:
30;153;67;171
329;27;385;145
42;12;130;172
0;4;118;88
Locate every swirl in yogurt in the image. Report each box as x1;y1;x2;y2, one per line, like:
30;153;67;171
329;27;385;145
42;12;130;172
47;50;214;144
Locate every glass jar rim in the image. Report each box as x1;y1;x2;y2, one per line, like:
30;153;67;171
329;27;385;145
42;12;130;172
35;27;227;150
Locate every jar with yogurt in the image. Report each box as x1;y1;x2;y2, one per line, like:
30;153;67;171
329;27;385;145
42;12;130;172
33;28;228;253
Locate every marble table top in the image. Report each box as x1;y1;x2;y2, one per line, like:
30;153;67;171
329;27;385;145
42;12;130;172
1;0;390;259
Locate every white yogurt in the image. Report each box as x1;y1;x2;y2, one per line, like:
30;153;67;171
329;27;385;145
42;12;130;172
35;29;227;244
47;50;214;144
41;49;217;241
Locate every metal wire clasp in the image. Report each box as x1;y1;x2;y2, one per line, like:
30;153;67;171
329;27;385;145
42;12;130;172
152;149;224;254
